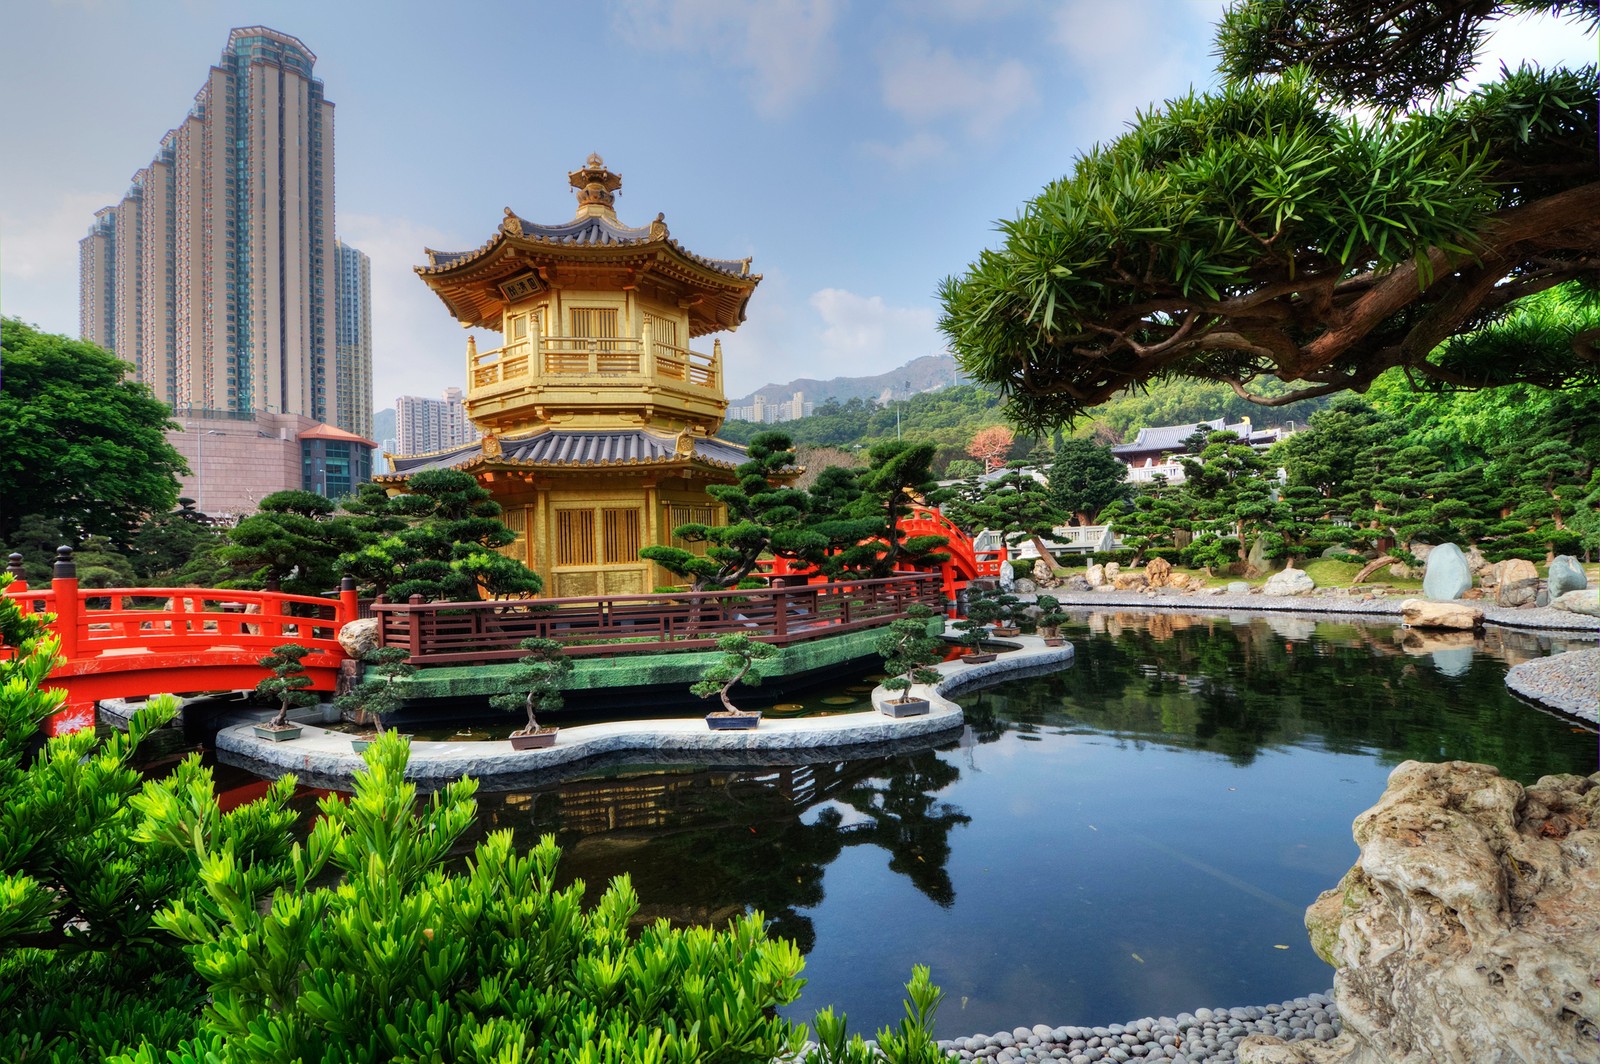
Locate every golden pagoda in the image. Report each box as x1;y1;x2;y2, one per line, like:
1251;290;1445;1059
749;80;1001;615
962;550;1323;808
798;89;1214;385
381;155;764;598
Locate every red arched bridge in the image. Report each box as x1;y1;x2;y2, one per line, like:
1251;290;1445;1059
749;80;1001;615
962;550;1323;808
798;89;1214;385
3;548;354;736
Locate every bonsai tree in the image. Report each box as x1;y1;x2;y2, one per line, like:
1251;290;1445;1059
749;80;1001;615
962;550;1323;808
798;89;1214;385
334;646;416;736
1035;594;1069;639
875;604;944;705
693;633;776;715
952;589;1001;652
488;637;573;736
989;591;1024;633
255;642;317;728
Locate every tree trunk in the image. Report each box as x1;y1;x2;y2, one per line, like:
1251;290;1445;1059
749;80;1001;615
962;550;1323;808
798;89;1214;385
719;656;752;714
1352;555;1397;585
1030;535;1062;572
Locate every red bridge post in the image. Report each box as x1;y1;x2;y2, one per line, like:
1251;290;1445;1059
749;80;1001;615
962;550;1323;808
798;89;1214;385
51;546;80;659
338;576;358;628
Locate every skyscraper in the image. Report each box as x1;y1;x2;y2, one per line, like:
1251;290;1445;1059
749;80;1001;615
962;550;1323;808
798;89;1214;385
395;387;479;456
335;240;373;440
78;27;340;428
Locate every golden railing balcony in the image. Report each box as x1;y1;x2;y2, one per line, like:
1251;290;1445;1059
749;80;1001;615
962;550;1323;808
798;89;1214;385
470;335;721;392
465;325;726;430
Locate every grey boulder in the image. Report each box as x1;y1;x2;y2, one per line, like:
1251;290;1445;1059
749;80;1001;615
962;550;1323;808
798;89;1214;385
1420;543;1472;602
1547;555;1588;600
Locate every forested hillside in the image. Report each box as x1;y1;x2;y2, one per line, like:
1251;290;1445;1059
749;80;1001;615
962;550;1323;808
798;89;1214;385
719;377;1328;474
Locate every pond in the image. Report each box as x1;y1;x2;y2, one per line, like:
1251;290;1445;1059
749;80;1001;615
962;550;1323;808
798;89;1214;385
205;610;1597;1036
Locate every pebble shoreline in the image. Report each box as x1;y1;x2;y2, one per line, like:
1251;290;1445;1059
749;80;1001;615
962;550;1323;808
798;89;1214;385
1504;647;1600;724
933;993;1340;1064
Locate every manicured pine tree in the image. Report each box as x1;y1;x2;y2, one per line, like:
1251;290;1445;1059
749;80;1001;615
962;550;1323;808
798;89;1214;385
640;432;823;591
340;469;541;602
1047;438;1131;527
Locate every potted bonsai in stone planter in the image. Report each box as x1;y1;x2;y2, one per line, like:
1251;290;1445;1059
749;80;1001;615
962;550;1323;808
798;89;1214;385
695;633;774;729
335;646;415;753
490;637;572;750
1035;595;1069;646
253;642;317;741
953;591;1001;663
875;604;943;717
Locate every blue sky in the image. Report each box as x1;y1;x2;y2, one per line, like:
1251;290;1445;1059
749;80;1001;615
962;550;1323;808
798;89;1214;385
2;2;1590;406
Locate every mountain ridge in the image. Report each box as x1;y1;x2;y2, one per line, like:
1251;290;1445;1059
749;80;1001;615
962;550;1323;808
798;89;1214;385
731;353;964;407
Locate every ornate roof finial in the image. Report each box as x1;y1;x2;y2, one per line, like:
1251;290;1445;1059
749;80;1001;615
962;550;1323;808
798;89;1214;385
569;153;623;215
500;207;523;236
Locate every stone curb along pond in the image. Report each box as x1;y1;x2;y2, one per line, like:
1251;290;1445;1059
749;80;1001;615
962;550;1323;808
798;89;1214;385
213;631;1074;788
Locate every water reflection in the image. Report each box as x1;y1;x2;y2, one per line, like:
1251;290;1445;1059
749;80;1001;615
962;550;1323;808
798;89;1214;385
201;610;1596;1035
461;749;970;953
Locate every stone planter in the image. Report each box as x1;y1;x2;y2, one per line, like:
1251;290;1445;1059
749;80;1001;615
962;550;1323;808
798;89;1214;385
253;723;302;742
350;737;372;754
963;652;998;664
509;728;558;750
1041;637;1066;647
879;697;930;718
991;625;1021;637
705;711;761;730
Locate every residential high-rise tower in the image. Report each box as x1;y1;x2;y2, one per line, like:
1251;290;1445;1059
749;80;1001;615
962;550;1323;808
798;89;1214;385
394;387;479;456
335;240;373;440
78;27;342;429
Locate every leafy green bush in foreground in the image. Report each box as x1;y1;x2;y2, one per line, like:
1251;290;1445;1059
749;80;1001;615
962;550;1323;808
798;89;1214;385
115;732;950;1064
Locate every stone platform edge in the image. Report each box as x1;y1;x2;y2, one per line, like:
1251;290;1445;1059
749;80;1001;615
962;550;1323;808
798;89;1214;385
215;633;1075;786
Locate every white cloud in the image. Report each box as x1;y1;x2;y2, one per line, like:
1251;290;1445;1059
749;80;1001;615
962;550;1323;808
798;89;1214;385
337;212;478;408
724;286;944;398
861;130;950;167
1050;0;1228;144
0;189;116;337
878;36;1038;138
810;287;943;376
1466;9;1597;86
610;0;839;115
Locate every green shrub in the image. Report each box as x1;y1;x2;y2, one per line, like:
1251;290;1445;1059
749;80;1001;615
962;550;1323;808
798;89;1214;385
113;734;949;1064
1;580;300;1064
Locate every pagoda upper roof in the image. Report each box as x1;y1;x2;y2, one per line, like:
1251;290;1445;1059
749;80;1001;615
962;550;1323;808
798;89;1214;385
421;212;753;279
416;154;759;335
377;427;755;482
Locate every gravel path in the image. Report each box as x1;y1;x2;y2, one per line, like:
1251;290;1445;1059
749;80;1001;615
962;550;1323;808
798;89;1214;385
1505;648;1600;724
936;992;1340;1064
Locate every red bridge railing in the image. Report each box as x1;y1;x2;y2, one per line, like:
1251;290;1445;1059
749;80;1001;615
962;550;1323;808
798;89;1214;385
3;548;356;733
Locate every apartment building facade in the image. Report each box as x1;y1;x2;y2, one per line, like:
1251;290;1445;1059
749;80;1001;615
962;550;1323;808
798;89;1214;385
78;26;352;432
394;387;479;456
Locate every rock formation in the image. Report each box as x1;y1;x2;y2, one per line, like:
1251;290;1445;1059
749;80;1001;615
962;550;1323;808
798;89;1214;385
1400;599;1484;630
1420;543;1472;601
1145;556;1174;587
1550;589;1600;617
1491;559;1541;608
1263;567;1315;596
1548;556;1588;600
337;616;381;658
1240;761;1600;1064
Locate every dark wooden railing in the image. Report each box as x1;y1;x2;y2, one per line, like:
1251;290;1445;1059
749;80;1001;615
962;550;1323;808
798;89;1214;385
372;573;946;666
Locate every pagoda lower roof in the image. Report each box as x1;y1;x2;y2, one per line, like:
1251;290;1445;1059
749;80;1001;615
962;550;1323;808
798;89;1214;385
378;428;752;481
